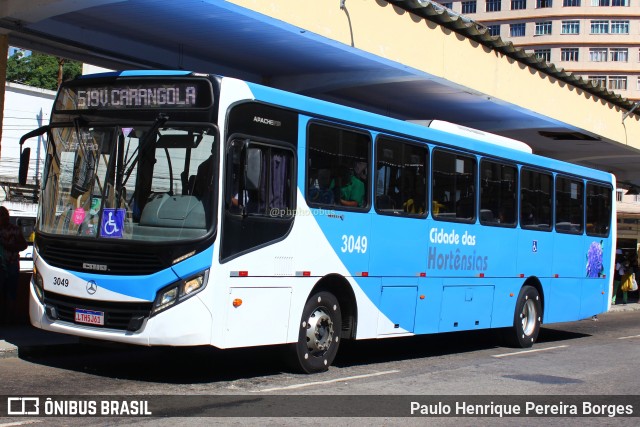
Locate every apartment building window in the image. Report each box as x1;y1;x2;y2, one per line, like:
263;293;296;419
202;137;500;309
563;0;581;5
535;22;552;35
611;21;629;34
537;0;552;7
610;48;628;62
510;23;526;37
588;76;607;88
487;25;501;37
590;48;608;62
534;49;551;62
609;76;627;90
511;0;526;9
616;189;623;202
486;0;502;11
590;20;609;34
561;48;579;61
561;20;580;34
593;0;630;5
462;1;477;13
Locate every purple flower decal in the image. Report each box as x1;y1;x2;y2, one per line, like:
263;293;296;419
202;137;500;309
586;241;604;278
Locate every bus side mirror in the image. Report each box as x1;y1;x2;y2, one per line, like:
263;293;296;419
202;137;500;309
245;147;262;191
19;148;30;185
18;125;49;185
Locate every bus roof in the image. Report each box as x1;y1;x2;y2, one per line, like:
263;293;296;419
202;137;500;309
409;120;533;154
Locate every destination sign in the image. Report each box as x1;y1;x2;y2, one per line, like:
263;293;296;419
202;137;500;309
55;81;212;111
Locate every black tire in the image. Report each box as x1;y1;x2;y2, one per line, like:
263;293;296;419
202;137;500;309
288;291;342;374
505;285;541;348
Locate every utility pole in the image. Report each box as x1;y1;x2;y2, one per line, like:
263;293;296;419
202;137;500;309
0;35;8;159
57;57;64;88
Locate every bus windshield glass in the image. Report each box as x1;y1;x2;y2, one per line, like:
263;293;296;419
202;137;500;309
39;123;217;242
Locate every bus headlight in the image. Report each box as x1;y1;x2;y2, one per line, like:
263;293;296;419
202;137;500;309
151;271;208;316
32;265;44;303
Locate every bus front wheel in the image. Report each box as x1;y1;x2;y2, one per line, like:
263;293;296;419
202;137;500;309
289;291;342;374
506;285;541;348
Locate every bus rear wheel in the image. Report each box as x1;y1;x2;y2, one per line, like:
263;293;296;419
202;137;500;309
289;291;342;374
506;285;541;348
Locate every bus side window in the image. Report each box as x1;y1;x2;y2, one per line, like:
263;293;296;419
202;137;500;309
226;140;294;216
432;149;476;222
306;122;370;210
480;159;517;227
586;182;612;237
375;137;428;217
520;168;552;231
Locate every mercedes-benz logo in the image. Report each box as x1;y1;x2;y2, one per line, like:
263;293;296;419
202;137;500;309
86;280;98;295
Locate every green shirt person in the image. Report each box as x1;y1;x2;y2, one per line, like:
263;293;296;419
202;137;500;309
338;162;366;207
340;174;365;207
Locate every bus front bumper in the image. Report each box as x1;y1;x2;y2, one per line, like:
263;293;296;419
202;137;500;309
29;285;213;346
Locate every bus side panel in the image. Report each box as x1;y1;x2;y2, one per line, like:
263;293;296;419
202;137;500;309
414;276;442;334
224;286;292;347
438;280;494;333
579;278;607;319
542;232;583;322
517;229;553;278
552;232;584;278
545;278;582;323
490;278;521;328
580;236;609;318
476;226;518;278
376;278;419;335
369;215;427;277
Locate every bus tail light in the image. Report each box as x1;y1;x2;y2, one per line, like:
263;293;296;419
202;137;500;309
233;298;243;308
151;270;208;316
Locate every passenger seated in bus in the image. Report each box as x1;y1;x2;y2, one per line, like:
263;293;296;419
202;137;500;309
337;162;366;208
308;168;335;205
402;179;425;214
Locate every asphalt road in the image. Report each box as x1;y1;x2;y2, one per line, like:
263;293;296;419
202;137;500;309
1;309;640;426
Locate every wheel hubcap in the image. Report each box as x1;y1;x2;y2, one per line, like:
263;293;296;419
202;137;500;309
521;299;536;336
305;307;334;356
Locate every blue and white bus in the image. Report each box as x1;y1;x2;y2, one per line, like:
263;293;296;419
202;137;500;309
20;70;615;373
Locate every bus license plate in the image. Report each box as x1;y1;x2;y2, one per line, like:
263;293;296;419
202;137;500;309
74;309;104;326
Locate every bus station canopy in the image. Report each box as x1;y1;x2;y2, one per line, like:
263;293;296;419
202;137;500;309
2;0;640;186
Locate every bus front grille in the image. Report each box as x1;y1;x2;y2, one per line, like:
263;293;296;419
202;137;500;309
38;243;165;275
44;292;153;331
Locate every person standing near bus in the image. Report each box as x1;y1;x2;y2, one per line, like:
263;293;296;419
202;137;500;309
613;250;630;305
0;206;28;322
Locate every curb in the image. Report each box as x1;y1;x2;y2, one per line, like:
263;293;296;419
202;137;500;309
0;347;18;359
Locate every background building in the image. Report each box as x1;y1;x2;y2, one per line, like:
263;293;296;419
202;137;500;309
0;81;54;202
440;0;640;101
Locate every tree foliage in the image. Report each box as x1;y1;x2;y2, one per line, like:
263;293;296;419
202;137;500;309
6;50;82;91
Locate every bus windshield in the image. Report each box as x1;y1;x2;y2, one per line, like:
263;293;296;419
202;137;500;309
39;122;217;242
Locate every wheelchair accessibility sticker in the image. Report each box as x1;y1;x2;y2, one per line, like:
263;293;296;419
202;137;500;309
100;208;125;238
